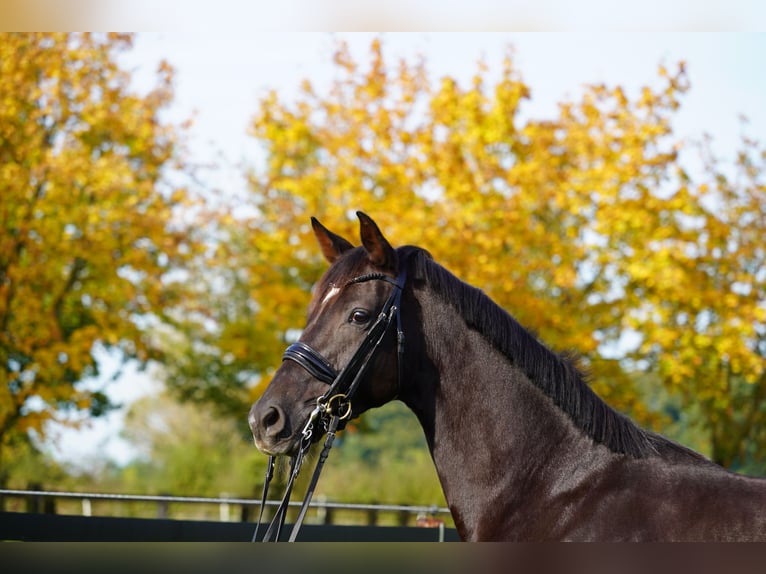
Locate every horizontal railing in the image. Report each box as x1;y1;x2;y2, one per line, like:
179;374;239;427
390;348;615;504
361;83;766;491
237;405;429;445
0;488;451;527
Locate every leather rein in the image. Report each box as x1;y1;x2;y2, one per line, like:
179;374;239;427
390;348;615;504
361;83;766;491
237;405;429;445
253;261;407;542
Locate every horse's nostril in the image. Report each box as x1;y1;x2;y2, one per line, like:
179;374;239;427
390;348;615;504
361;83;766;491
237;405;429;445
263;407;279;428
261;405;286;437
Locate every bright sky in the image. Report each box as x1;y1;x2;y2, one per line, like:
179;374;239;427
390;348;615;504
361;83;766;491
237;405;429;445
44;32;766;468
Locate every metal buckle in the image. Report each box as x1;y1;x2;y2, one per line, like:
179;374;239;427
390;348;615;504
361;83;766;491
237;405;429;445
323;394;352;420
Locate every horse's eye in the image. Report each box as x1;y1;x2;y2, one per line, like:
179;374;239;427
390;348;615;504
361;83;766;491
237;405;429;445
349;309;371;325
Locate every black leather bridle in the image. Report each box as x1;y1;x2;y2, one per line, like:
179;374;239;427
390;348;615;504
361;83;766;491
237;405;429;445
253;260;407;542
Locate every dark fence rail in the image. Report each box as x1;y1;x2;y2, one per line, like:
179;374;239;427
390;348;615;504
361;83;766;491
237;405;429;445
0;511;460;542
0;489;459;542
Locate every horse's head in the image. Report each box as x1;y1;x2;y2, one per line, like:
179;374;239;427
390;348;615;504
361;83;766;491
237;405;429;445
249;212;406;456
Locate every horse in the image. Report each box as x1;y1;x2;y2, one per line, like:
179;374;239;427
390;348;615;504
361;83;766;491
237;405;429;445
249;211;766;541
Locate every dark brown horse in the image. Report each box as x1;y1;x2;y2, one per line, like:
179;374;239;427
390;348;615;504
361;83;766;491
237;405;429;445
249;212;766;541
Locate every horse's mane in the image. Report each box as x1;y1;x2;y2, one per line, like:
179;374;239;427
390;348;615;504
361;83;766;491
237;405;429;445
401;246;707;462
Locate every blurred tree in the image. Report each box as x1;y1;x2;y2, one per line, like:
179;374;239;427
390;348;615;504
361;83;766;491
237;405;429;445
0;33;201;485
155;227;268;422
619;133;766;469
227;39;765;470
73;396;441;517
0;429;68;491
318;402;447;508
120;392;267;499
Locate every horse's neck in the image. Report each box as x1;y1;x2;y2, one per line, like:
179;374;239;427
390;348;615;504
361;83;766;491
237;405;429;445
402;288;616;540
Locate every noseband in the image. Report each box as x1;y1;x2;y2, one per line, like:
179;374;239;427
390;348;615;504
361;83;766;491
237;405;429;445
284;268;407;415
254;260;408;542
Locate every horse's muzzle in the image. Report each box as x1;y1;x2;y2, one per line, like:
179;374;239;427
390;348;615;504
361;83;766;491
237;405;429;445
249;400;294;456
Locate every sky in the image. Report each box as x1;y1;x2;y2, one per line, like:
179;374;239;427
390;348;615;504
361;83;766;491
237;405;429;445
124;33;766;197
34;30;766;467
3;1;766;32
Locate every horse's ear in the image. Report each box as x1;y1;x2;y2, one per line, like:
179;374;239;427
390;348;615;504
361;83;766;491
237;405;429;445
311;217;354;263
357;211;396;270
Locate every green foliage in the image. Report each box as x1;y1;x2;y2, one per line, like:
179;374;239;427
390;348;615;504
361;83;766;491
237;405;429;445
115;397;445;508
0;431;69;491
316;402;446;506
29;396;447;521
119;392;267;498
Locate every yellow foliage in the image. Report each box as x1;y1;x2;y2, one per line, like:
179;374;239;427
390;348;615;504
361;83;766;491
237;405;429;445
0;33;198;451
242;39;766;452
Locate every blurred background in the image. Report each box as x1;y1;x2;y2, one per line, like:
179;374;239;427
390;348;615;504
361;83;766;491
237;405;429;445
1;6;765;525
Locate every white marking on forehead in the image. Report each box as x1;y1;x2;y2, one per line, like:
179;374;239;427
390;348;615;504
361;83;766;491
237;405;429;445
320;286;341;307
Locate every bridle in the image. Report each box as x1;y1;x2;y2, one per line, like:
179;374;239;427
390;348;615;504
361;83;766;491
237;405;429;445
253;259;408;542
253;261;407;542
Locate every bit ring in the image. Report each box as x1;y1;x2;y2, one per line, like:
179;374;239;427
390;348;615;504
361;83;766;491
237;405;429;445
323;394;352;420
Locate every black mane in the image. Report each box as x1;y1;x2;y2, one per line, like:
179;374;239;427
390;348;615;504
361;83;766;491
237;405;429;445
402;246;705;461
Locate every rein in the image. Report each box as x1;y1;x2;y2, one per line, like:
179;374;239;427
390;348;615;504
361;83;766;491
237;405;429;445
253;261;407;542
